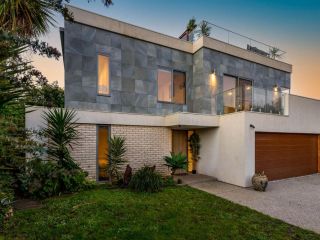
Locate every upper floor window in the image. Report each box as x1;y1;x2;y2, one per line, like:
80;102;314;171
157;68;186;104
98;55;110;95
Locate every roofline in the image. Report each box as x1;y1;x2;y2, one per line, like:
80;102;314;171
66;5;292;73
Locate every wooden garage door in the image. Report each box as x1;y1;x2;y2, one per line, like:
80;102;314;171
255;133;318;181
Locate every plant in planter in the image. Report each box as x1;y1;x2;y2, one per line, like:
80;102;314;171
163;152;187;175
252;172;268;192
188;132;200;174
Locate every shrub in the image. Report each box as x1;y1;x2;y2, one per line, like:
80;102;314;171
18;159;93;199
0;172;14;230
106;136;127;184
163;152;187;175
129;166;163;193
163;176;176;187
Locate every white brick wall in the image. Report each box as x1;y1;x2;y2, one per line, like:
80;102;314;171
71;124;172;180
111;125;172;175
71;124;97;179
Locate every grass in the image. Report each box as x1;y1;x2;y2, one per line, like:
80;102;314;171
3;186;320;240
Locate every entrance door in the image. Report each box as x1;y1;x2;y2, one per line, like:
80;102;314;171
172;130;188;171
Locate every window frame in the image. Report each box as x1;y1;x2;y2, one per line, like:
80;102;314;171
157;67;186;105
97;54;111;97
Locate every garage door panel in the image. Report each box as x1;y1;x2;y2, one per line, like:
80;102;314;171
255;132;318;181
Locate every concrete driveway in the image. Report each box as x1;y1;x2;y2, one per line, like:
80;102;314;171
188;174;320;234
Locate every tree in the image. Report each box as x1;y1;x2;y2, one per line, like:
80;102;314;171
269;47;282;60
198;21;211;37
42;108;79;170
106;136;127;184
186;17;197;32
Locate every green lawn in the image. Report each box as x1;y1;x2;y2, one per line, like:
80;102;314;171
3;186;320;240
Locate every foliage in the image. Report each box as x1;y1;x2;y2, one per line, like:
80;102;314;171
189;132;200;163
106;136;127;183
28;80;64;107
163;152;187;175
186;17;197;32
18;159;93;199
42;108;79;170
197;21;211;37
269;47;282;60
3;187;320;239
0;171;14;231
129;166;163;193
162;176;176;187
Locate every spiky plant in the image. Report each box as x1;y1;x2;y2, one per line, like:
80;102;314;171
106;136;127;183
269;47;282;60
186;17;197;32
42;108;79;170
198;21;211;37
163;152;187;175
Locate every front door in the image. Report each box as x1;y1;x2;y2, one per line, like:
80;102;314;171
172;130;195;172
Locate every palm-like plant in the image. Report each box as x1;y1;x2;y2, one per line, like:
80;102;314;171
163;152;187;175
269;47;282;60
186;17;197;32
197;21;211;37
42;108;79;170
106;136;127;183
0;0;56;37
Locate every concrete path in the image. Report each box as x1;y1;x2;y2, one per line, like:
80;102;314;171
188;174;320;234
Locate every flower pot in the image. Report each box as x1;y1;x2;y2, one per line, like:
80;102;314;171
252;172;268;192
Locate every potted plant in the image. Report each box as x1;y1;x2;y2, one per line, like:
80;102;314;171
188;132;200;174
252;172;268;192
163;152;187;175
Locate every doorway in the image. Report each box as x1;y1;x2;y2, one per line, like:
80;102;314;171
172;130;194;172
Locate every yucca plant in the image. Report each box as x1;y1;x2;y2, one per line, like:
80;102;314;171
42;108;79;170
163;152;188;175
106;136;127;184
197;21;211;37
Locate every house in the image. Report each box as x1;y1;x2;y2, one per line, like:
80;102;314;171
26;5;320;187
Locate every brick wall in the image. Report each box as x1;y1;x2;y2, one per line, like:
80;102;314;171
71;124;97;180
111;125;172;175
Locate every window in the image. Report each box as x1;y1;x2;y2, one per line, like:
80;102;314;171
97;55;110;95
97;126;109;181
157;68;186;104
173;71;186;104
223;75;236;113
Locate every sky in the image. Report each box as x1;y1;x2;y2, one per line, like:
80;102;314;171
33;0;320;99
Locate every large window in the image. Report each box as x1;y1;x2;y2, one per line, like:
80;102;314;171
98;55;110;95
97;126;109;181
157;68;186;104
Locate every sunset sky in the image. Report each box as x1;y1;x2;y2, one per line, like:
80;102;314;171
33;0;320;99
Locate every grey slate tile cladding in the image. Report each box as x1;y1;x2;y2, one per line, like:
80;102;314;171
64;21;290;115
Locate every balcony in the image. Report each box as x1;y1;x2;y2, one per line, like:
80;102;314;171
188;21;286;61
214;86;290;116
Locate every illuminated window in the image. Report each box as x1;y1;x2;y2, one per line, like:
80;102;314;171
157;69;172;102
97;126;109;181
97;55;110;95
157;68;186;104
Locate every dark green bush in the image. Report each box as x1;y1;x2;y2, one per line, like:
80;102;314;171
19;159;94;199
0;171;14;231
163;176;176;187
129;166;163;193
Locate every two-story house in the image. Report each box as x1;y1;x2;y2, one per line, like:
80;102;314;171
27;6;320;187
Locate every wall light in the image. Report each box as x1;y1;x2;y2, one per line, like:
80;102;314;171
273;85;278;92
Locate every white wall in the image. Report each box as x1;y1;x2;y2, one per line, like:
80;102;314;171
198;113;249;187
